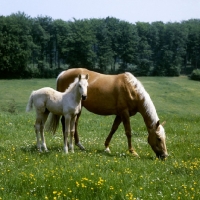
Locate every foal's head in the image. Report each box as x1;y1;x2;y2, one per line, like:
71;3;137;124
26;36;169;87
148;121;168;159
78;74;89;100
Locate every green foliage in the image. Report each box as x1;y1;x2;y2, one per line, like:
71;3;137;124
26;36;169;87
0;77;200;199
190;69;200;81
0;13;200;78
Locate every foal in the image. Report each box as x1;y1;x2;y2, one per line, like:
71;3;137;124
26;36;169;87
26;74;89;153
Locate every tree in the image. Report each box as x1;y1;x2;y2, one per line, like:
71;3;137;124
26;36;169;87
63;19;96;68
0;12;33;78
184;19;200;70
136;22;153;75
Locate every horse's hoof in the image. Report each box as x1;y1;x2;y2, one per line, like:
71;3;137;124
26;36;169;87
129;150;140;157
76;142;85;150
105;147;111;153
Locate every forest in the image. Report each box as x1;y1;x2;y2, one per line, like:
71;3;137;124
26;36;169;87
0;12;200;79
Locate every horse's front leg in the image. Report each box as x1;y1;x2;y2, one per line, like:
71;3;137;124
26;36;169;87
121;110;139;157
68;116;77;153
63;116;71;154
62;112;85;150
104;115;122;153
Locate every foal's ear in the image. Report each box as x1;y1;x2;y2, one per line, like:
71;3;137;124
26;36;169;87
78;74;82;80
85;74;89;80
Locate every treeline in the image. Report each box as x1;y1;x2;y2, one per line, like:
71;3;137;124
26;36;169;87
0;12;200;79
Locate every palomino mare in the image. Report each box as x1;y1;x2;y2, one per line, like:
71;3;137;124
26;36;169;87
56;68;168;159
26;74;89;153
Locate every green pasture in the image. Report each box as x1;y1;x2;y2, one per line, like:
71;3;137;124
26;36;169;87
0;76;200;200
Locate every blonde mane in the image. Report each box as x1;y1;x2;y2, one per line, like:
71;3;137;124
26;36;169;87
64;77;79;93
125;72;159;126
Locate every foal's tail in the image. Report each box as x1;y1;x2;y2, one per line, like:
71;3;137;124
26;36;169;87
46;113;61;135
26;91;34;112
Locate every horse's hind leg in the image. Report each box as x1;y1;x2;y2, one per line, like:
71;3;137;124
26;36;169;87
105;115;122;153
74;111;85;150
40;110;49;152
34;116;42;152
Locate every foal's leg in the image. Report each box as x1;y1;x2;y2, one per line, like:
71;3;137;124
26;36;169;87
34;114;42;152
39;110;49;152
63;116;71;153
61;112;85;150
68;116;76;153
104;115;122;153
121;110;139;157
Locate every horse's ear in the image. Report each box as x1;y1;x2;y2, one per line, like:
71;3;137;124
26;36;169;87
161;121;166;126
156;120;160;129
78;74;81;80
85;74;89;80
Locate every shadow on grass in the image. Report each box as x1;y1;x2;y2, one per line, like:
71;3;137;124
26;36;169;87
0;146;6;152
20;144;63;155
19;144;162;161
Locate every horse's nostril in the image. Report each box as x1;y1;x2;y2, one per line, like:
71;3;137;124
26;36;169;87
82;95;87;100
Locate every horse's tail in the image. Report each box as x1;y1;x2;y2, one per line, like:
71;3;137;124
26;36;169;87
26;91;34;112
46;113;61;135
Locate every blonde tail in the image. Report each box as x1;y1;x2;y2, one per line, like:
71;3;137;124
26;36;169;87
26;91;34;112
46;113;61;135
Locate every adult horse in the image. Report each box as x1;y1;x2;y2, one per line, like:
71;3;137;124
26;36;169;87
55;68;168;158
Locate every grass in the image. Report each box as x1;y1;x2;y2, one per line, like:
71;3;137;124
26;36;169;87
0;76;200;199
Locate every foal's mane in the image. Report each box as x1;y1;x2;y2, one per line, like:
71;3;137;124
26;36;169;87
125;72;159;126
64;77;79;93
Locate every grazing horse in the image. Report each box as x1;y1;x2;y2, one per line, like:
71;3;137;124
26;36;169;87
56;68;168;159
26;74;89;153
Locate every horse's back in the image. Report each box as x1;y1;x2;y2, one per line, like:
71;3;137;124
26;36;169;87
57;68;135;115
31;87;62;113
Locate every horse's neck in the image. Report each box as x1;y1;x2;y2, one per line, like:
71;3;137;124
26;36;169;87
138;92;159;129
65;85;81;104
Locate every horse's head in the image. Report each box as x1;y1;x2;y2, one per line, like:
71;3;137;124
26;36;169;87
78;74;89;100
148;121;168;159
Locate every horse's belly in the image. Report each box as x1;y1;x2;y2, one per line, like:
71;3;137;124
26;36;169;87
46;103;63;115
82;100;117;115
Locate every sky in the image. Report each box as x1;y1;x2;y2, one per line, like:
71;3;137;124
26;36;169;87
0;0;200;24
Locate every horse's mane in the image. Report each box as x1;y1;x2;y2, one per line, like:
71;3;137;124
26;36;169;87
125;72;159;126
64;77;79;93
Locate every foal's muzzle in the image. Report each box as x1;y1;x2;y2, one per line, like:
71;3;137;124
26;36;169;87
82;95;87;100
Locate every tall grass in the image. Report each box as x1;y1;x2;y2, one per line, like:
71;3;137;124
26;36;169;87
0;77;200;199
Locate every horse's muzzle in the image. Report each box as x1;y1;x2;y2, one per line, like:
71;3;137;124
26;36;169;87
82;95;87;100
156;153;168;160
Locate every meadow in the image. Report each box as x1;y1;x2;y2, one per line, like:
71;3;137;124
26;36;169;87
0;76;200;200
